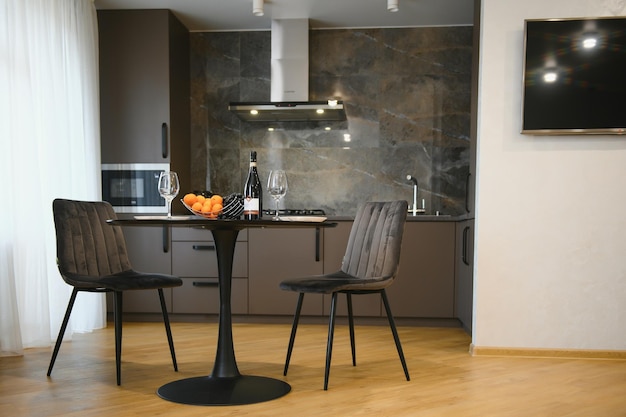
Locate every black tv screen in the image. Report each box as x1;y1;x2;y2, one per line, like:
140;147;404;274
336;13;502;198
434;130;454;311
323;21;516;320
522;17;626;135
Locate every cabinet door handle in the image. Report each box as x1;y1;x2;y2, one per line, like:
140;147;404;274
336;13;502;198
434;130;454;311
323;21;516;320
192;281;218;287
462;226;470;266
192;244;215;251
315;227;321;262
161;122;168;158
162;226;170;253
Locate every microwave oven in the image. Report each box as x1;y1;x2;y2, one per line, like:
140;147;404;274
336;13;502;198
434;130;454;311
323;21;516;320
101;163;169;213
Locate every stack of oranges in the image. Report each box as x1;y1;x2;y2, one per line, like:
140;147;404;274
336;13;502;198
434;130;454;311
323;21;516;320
183;193;223;218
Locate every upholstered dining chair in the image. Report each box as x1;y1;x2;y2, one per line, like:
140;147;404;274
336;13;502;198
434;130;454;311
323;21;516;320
280;200;411;390
47;199;183;385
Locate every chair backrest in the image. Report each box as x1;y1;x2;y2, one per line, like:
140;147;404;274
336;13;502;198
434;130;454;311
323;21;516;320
341;200;408;280
53;199;132;280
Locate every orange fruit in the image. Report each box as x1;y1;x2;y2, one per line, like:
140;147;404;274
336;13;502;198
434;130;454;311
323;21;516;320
196;195;206;204
191;201;203;212
211;203;223;214
210;194;223;205
183;193;197;206
201;204;212;214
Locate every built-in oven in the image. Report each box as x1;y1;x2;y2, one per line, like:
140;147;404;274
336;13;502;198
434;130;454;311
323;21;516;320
101;163;169;213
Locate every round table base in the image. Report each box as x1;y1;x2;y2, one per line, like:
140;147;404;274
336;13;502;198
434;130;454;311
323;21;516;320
157;375;291;406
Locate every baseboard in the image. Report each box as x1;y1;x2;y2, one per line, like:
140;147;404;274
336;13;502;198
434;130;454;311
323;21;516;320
470;344;626;360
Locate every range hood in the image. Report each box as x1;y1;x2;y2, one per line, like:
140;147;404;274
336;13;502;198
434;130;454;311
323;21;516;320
229;19;346;122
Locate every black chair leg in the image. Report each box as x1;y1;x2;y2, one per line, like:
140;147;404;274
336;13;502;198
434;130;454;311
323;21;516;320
284;292;304;376
346;292;356;366
47;288;79;377
324;292;338;390
114;291;123;386
158;288;177;372
381;289;410;381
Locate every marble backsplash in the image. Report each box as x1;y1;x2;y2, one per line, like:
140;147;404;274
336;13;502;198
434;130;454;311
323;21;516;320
189;26;472;216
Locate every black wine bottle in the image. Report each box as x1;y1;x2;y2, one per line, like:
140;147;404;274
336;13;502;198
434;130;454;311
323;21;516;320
243;151;262;220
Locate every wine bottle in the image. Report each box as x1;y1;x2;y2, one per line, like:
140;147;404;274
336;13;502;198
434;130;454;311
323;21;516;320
243;151;262;220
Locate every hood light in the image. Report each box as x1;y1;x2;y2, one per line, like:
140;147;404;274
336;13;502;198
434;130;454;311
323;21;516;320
328;99;338;106
316;109;324;114
250;109;259;115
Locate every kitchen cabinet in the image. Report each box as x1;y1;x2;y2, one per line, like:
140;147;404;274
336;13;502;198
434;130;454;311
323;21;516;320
106;225;173;313
112;219;459;322
385;222;456;318
171;227;248;315
454;219;474;334
248;227;324;316
98;9;191;213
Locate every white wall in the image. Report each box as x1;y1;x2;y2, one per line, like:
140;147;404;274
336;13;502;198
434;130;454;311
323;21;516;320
474;0;626;350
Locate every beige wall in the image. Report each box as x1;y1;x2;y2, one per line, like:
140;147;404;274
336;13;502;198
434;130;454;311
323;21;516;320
474;0;626;350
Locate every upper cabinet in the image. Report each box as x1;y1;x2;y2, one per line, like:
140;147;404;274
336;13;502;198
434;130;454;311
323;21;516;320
98;9;190;173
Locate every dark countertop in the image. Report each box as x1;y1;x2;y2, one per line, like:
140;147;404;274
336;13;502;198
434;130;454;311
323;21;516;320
327;213;474;222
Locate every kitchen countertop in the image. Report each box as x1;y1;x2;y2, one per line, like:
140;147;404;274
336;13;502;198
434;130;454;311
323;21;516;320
327;213;474;222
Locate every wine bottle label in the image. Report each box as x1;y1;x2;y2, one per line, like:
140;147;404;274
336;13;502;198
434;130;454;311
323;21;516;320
243;197;260;214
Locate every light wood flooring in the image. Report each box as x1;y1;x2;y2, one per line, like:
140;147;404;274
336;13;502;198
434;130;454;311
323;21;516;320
2;321;626;416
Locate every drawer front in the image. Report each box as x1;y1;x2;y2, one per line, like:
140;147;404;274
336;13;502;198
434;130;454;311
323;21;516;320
171;226;247;242
172;278;248;314
172;241;248;277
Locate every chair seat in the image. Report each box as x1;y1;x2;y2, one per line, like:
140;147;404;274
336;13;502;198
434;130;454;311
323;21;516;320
63;269;183;291
279;270;394;294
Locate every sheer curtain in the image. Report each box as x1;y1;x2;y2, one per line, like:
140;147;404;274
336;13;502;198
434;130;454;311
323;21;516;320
0;0;105;356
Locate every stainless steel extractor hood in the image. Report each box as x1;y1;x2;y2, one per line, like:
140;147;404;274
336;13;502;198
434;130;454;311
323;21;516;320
229;19;346;122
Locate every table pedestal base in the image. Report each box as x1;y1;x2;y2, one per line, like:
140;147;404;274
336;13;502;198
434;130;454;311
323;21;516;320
157;375;291;405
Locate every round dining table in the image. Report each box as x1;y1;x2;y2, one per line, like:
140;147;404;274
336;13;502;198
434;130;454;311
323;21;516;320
108;216;336;406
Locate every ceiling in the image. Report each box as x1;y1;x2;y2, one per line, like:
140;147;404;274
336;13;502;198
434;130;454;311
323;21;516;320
93;0;474;32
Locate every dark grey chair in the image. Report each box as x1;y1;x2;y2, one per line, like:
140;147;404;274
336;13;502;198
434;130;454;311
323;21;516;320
47;199;183;385
280;200;410;390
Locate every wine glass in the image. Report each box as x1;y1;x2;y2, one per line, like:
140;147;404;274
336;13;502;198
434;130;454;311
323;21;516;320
158;171;180;218
267;170;288;220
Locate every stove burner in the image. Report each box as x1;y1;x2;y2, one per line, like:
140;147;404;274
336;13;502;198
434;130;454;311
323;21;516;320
263;209;326;216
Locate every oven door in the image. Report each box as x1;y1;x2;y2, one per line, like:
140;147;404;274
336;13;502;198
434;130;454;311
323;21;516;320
101;163;169;213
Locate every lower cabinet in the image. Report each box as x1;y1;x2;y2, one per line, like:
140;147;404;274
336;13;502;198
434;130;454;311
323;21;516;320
113;219;466;323
454;219;474;334
385;222;456;318
170;227;248;315
248;227;323;315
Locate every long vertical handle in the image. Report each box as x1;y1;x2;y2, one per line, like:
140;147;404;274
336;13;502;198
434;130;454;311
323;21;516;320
462;226;470;266
162;226;170;253
161;122;168;159
315;227;321;262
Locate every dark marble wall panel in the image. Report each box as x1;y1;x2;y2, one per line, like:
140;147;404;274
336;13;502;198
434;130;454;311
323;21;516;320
190;26;472;216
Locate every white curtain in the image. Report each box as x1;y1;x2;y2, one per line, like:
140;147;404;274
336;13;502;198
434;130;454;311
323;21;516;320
0;0;105;356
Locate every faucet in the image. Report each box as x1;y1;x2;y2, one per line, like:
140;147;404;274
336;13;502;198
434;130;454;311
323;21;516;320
406;174;424;216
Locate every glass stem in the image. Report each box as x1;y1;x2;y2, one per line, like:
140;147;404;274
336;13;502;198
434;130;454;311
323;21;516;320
167;200;172;218
275;199;280;220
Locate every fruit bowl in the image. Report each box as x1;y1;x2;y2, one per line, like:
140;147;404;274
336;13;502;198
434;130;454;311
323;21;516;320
181;193;243;219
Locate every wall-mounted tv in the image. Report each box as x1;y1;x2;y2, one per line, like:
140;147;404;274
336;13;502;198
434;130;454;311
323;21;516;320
522;17;626;135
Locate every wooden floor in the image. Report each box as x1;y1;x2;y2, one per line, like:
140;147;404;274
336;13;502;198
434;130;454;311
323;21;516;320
2;321;626;417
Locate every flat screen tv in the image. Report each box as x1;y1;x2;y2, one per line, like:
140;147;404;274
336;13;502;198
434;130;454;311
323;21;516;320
522;17;626;135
